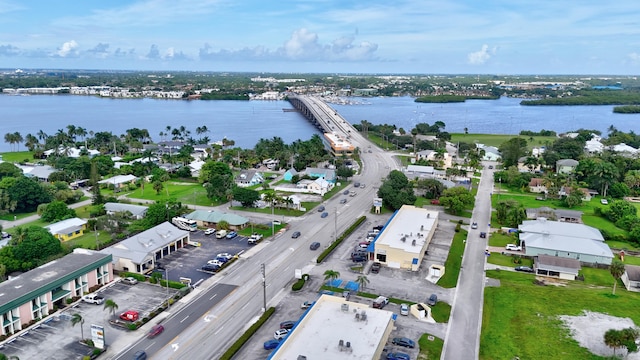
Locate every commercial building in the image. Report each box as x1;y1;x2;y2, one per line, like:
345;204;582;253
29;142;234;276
268;294;395;360
372;205;438;271
323;132;355;157
0;249;112;337
100;222;189;274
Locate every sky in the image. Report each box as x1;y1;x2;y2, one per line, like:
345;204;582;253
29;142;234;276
1;0;640;75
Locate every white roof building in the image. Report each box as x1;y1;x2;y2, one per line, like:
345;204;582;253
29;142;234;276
268;294;395;360
45;217;88;236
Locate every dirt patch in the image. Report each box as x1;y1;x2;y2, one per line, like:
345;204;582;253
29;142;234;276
560;311;639;358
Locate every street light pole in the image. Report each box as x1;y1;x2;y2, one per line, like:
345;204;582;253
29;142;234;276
165;268;170;309
261;263;267;312
334;208;338;242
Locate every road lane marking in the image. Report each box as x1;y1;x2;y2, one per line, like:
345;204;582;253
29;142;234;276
209;293;218;301
180;315;190;323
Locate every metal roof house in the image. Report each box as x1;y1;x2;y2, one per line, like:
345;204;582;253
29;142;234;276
45;217;88;242
519;218;613;265
622;265;640;292
104;202;148;219
0;249;112;338
99;222;189;274
534;254;581;280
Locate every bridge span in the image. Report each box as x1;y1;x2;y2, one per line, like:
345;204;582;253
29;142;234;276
287;94;356;139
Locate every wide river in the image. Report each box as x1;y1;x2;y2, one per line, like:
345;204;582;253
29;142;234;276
2;94;639;149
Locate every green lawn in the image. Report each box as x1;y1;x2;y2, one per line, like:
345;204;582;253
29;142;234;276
430;301;452;323
0;151;34;163
605;240;640;252
64;231;113;250
122;182;211;206
0;211;37;221
450;133;556;149
487;253;534;268
481;269;640;360
418;333;444;360
488;232;519;247
437;230;467;288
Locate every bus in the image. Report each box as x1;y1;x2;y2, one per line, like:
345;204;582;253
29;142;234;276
172;217;197;232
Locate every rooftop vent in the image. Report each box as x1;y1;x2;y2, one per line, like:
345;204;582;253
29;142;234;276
412;239;416;246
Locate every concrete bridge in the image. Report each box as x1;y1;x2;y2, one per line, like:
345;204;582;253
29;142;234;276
287;94;356;139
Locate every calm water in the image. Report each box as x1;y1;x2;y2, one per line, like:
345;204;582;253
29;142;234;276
2;94;639;150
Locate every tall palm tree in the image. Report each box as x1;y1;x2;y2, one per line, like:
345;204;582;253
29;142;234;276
610;260;625;295
103;299;119;320
323;269;340;286
71;313;85;340
0;353;20;360
356;275;369;290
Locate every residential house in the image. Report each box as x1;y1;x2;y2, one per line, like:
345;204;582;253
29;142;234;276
556;159;579;174
306;177;333;195
528;178;547;193
476;144;501;161
559;186;592;201
104;202;148;219
43;146;100;158
415;150;452;168
585;136;604;154
526;207;583;223
188;158;206;177
622;265;640;292
609;143;639;157
235;170;264;187
98;174;138;189
0;249;113;338
519;218;613;265
534;254;581;280
21;164;56;182
302;167;337;183
45;217;88;242
100;222;189;274
262;158;280;169
283;168;299;182
184;210;249;230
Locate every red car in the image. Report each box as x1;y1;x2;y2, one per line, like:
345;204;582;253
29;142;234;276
119;310;139;322
147;324;165;338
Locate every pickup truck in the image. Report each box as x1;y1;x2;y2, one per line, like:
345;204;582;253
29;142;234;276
248;233;263;244
82;293;105;305
372;296;389;309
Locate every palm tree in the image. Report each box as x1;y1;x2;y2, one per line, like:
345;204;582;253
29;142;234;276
610;260;625;295
356;275;369;290
71;313;85;340
323;269;340;286
0;353;20;360
103;299;119;320
604;329;623;356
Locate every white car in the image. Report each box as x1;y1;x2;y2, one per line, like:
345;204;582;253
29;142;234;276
207;259;224;267
204;228;216;235
216;253;233;260
600;199;609;205
505;244;522;251
400;303;409;316
274;328;290;340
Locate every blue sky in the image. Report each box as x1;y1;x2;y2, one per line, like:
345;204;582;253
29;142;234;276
2;0;640;74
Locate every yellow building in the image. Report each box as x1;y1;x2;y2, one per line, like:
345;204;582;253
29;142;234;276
45;217;88;241
323;132;355;157
373;205;438;271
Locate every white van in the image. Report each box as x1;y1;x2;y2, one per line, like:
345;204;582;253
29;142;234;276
215;230;228;239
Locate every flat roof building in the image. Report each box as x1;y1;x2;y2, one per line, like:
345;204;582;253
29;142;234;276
373;205;438;271
323;132;355;157
268;294;395;360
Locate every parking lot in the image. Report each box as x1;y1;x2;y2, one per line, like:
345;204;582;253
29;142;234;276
157;229;254;285
233;211;456;360
0;281;171;360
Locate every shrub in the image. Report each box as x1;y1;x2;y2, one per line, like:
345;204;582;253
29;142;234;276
292;278;305;291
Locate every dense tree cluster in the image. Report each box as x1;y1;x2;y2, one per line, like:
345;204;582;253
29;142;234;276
438;187;474;215
0;226;63;274
377;171;416;210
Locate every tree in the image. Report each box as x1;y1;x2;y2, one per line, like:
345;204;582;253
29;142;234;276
323;269;340;286
356;275;369;290
71;313;85;340
604;328;623;356
498;137;528;168
40;200;76;222
152;180;163;195
609;260;625;295
439;187;474;215
0;353;19;360
103;299;119;320
604;200;637;223
336;165;355;181
7;176;52;213
415;178;444;199
232;187;260;207
377;170;416;210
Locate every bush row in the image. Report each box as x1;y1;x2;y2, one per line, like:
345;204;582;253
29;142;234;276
316;216;367;263
291;274;309;291
219;307;276;360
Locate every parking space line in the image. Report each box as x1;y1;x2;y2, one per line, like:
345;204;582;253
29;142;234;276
209;293;218;301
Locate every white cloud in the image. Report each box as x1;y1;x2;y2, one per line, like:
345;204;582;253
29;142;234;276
282;28;324;60
467;44;495;65
628;52;640;64
56;40;78;57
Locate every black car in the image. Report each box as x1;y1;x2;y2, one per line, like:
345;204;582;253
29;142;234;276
479;232;487;238
317;205;325;212
310;242;320;250
371;262;381;273
515;266;534;273
291;231;301;239
343;190;350;195
427;293;437;306
351;254;367;262
280;320;296;330
201;264;220;272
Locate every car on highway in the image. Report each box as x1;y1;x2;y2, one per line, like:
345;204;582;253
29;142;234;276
226;231;238;239
392;337;416;348
400;303;409;316
274;329;290;340
147;324;164;338
321;212;328;218
201;264;220;272
427;293;438;306
122;277;138;285
204;228;216;235
354;182;361;187
488;165;494;169
263;339;281;350
310;242;320;250
291;231;301;239
317;205;325;212
387;352;410;360
515;266;534;273
505;244;522;251
343;189;350;195
133;350;147;360
280;320;296;330
471;222;478;229
361;184;366;188
120;310;139;322
340;198;347;204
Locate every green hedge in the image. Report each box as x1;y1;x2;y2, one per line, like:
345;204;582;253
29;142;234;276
317;216;367;263
219;307;276;360
292;278;305;291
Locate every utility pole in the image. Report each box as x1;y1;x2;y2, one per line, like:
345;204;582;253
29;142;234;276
334;207;338;243
261;263;267;312
166;268;170;309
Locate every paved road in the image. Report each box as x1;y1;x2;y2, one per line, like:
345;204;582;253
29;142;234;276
441;162;496;360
